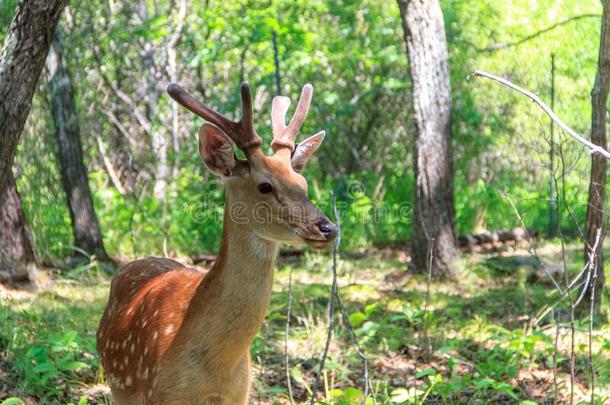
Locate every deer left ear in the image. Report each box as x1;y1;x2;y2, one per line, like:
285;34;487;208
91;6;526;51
199;123;238;177
291;131;325;172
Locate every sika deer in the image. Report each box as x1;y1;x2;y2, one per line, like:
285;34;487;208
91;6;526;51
97;82;336;404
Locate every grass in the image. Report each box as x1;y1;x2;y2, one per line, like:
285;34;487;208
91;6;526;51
0;241;608;404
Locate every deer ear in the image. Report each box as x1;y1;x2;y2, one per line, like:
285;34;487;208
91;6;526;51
291;131;325;172
199;124;238;177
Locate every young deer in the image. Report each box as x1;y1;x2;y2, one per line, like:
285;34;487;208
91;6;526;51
97;82;336;404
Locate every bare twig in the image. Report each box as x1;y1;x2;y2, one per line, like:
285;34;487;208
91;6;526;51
500;191;563;292
335;295;371;401
310;192;340;405
422;235;434;356
284;266;295;405
469;71;610;160
552;307;561;405
588;227;603;404
475;14;600;52
96;134;128;196
558;228;576;405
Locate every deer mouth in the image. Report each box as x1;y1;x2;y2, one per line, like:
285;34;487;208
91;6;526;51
304;238;333;249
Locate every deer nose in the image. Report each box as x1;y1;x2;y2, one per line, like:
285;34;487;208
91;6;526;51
317;218;337;240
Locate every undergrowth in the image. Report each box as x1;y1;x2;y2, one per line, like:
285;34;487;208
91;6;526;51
0;242;608;404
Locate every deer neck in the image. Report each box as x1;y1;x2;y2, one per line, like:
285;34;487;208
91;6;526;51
183;195;279;369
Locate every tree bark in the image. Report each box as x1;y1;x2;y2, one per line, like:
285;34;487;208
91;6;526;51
0;173;35;283
397;0;460;276
0;0;67;283
0;0;67;198
47;27;110;262
584;0;610;312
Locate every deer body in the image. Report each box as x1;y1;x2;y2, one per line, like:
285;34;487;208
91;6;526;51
98;81;335;404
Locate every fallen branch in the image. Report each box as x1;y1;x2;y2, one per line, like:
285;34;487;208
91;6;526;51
469;70;610;160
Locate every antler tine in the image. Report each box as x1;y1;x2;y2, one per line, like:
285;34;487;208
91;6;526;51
167;83;262;152
237;82;262;150
271;84;313;153
271;96;291;138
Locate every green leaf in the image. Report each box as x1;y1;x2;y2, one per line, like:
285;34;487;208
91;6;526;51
348;312;366;327
364;303;379;316
390;388;411;403
1;398;26;405
416;368;437;378
63;361;88;371
33;363;56;373
343;387;364;401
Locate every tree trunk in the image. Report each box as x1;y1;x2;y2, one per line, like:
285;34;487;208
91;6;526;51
0;0;67;283
584;0;610;313
0;0;67;198
0;173;36;284
397;0;460;276
47;27;110;262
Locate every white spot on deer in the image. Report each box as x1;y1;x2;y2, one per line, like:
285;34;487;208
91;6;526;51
112;359;118;368
143;367;149;379
124;357;129;366
165;324;174;335
130;343;135;353
144;346;149;355
153;331;158;340
147;388;153;398
122;341;127;349
125;375;132;386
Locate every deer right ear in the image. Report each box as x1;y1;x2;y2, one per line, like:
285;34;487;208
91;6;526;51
199;124;238;177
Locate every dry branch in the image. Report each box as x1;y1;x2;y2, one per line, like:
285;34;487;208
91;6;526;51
476;14;600;52
469;70;610;160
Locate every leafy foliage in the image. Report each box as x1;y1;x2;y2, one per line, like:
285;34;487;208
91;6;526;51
0;0;602;260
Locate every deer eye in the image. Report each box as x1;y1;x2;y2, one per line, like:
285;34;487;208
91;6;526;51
257;182;273;194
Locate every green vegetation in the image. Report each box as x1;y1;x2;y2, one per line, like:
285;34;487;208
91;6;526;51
1;0;609;403
1;244;608;403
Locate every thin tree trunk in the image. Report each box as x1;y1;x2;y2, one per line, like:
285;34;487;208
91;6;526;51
0;0;67;283
167;0;187;181
0;0;67;197
46;27;110;262
397;0;460;276
0;173;35;284
136;0;170;200
585;0;610;312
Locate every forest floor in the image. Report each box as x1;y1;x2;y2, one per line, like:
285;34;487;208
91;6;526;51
0;240;609;404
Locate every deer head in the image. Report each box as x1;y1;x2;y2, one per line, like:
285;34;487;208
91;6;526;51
167;82;336;248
